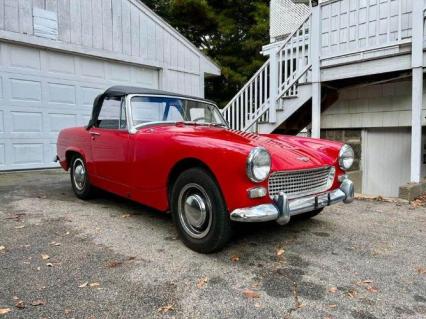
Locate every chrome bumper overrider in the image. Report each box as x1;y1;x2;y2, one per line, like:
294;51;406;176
230;179;354;225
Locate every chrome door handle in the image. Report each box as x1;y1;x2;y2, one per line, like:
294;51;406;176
90;132;101;136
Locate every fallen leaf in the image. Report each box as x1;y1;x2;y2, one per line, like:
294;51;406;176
89;282;100;288
127;256;136;261
276;248;285;256
15;300;25;309
0;308;11;315
49;242;61;246
41;254;49;260
230;255;240;262
251;282;261;289
78;282;88;288
367;286;379;293
106;260;123;268
121;214;131;218
5;213;26;222
158;305;174;314
196;276;208;289
46;263;53;267
347;289;358;299
243;289;260;299
15;225;25;229
0;246;5;251
417;267;426;275
328;287;337;293
328;304;337;308
31;300;46;306
362;280;373;284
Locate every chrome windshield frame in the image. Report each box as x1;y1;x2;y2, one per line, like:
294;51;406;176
125;94;228;134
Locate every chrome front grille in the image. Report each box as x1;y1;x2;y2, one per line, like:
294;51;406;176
268;166;334;199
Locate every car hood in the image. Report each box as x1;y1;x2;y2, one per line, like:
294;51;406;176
146;125;340;171
223;129;338;170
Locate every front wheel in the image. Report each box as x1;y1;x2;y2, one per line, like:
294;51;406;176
171;168;232;253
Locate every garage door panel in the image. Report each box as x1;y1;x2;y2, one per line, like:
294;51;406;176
108;63;131;82
47;82;76;105
79;86;104;106
47;52;76;75
80;58;105;79
9;78;42;102
48;113;77;132
0;144;4;165
0;77;3;99
11;111;43;133
0;110;3;131
132;67;158;87
8;45;41;71
12;143;44;164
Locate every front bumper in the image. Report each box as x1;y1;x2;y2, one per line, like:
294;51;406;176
230;178;354;225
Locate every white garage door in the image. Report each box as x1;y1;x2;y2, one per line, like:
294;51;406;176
0;42;159;170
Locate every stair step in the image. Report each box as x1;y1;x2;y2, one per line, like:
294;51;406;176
281;94;298;100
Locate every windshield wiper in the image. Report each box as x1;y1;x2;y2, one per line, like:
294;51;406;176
209;123;227;128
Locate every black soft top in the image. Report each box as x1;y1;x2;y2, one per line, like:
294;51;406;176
87;86;215;129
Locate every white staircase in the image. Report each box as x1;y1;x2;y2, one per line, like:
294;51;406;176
222;13;313;134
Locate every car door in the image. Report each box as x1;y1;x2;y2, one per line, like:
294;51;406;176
90;96;131;193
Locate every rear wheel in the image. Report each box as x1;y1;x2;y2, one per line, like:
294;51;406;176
70;155;94;200
292;208;323;221
171;168;232;253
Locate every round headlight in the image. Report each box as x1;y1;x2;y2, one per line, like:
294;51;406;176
247;147;271;182
339;144;354;170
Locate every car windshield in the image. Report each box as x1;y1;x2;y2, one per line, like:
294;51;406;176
130;96;227;128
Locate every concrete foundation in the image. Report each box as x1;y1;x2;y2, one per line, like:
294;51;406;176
399;180;426;201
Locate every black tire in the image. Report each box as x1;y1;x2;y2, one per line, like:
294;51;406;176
171;168;232;253
70;155;94;200
292;208;323;221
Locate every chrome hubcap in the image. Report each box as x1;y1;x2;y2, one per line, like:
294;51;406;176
184;194;207;228
178;183;212;239
73;159;86;191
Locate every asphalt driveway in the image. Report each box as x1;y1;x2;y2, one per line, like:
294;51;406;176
0;170;425;319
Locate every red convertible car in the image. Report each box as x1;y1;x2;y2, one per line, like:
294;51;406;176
56;86;354;253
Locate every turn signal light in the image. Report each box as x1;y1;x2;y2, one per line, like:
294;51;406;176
248;187;267;199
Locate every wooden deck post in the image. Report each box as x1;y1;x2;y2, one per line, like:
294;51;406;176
410;1;424;183
269;47;278;124
311;1;321;138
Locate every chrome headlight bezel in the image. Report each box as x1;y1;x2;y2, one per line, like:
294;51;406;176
246;147;271;183
338;144;354;171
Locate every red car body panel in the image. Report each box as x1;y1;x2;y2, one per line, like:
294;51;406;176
57;123;344;213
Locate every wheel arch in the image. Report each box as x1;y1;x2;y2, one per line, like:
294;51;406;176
167;158;226;208
64;148;86;171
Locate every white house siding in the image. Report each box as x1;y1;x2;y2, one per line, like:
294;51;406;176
320;0;413;59
0;0;220;170
270;0;310;42
321;79;426;197
321;79;426;129
0;0;219;96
